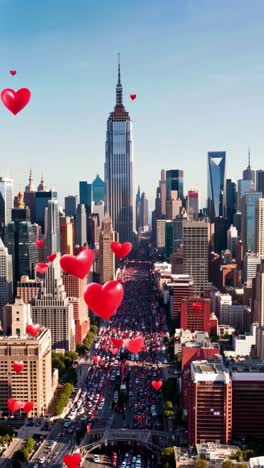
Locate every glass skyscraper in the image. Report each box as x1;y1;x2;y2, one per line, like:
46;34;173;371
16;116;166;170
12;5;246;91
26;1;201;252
166;170;184;202
241;192;262;252
92;175;105;203
79;181;93;215
207;152;226;221
105;56;135;243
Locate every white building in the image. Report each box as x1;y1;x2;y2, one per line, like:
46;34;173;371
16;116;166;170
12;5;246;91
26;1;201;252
227;225;238;259
232;324;257;356
0;238;13;325
244;252;261;285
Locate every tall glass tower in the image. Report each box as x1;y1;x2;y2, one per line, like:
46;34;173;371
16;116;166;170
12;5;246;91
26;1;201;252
207;152;226;221
105;55;135;243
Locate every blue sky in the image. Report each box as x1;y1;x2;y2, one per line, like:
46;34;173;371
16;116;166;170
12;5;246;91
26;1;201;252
1;0;264;209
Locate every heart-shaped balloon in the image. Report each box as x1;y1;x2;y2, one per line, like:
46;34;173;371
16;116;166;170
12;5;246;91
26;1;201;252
111;338;123;349
93;355;101;364
110;242;132;259
130;94;137;100
152;380;163;391
192;302;202;311
60;248;94;279
26;323;41;337
47;252;57;262
36;239;44;248
84;280;124;320
124;336;144;354
12;361;24;374
7;398;24;413
63;453;82;468
35;262;49;274
1;88;31;115
86;424;91;433
23;401;34;414
110;348;119;355
10;70;16;76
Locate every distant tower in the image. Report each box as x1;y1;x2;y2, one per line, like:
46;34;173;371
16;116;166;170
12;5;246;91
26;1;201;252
243;148;255;186
24;169;36;223
136;186;141;231
45;199;60;256
92;175;105;203
75;204;87;247
98;213;118;284
160;170;167;216
207;152;226;221
38;175;47;192
140;192;149;227
0;177;14;238
105;54;135;243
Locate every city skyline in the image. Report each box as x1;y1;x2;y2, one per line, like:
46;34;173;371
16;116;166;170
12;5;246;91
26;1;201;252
1;1;264;207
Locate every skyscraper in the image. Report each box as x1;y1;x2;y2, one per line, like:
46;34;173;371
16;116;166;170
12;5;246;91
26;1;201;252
45;199;60;257
65;195;78;217
182;219;211;295
186;190;199;220
140;192;148;227
241;192;262;252
79;181;93;215
75;204;87;247
256;198;264;258
35;185;57;232
136;186;141;231
207;152;226;221
254;259;264;325
62;273;90;344
243;148;255;186
166;170;184;202
0;177;13;237
5;192;38;287
24;169;36;224
166;191;182;220
60;216;74;255
159;169;167;216
92;175;105;203
256;170;264;197
105;55;135;243
225;179;237;225
0;238;13;323
98;213;118;284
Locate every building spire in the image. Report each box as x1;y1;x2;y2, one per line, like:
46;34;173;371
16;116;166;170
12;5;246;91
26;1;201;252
248;147;251;168
116;52;123;106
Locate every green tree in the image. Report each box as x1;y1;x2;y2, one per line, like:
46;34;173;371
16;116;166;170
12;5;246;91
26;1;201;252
65;351;78;361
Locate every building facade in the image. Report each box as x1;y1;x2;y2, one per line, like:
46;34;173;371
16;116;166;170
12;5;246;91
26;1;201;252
207;152;226;221
241;192;262;252
98;213;118;284
0;177;13;237
0;238;13;324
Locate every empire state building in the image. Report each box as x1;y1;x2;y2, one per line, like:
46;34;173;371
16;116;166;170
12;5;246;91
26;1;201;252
105;56;135;243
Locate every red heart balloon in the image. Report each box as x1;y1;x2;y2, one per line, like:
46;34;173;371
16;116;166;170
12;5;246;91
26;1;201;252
152;380;163;391
110;348;119;355
35;262;49;274
10;70;16;76
130;94;137;100
110;242;132;259
86;424;91;433
192;302;202;311
7;398;24;413
124;336;144;354
93;355;101;364
36;239;44;248
1;88;31;115
47;252;57;262
63;453;82;468
12;361;24;374
84;280;124;320
60;248;94;279
26;323;41;337
23;401;34;414
111;338;123;349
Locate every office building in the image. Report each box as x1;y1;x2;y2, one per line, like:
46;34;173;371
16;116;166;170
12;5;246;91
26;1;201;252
60;216;74;255
5;192;38;287
225;179;237;225
24;169;36;223
254;260;264;325
231;360;264;440
0;328;54;417
168;274;193;324
156;219;169;251
241;192;262;252
186;190;199;220
180;297;217;334
92;201;104;228
256;198;264;257
17;276;42;304
87;214;99;248
227;225;238;259
0;238;13;324
98;213;118;284
233;211;242;236
136;186;141;231
232;324;257;356
31;258;75;351
165;221;173;257
140;192;148;228
215;292;251;332
188;359;232;445
92;175;104;203
166;170;184;202
182;219;211;295
2;297;31;336
35;187;57;232
75;203;87;247
79;181;92;215
62;273;89;344
207;152;226;221
0;177;13;237
214;217;230;254
65;195;78;217
166;190;182;220
159;169;167;216
243;149;255;186
256;325;264;360
45;199;60;257
105;56;135;243
256;170;264;197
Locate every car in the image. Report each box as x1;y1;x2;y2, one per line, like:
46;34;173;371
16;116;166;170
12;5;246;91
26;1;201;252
93;455;100;463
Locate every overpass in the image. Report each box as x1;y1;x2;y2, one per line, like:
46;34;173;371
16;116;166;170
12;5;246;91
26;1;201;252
81;428;174;454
